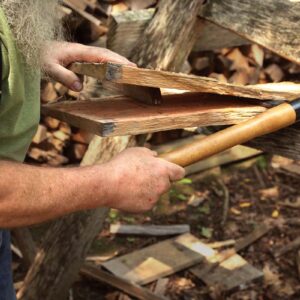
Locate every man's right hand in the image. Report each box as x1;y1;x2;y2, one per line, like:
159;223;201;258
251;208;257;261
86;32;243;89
102;147;185;213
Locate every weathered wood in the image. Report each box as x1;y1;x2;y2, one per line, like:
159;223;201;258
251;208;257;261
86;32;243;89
110;224;190;236
20;1;201;299
18;136;134;300
128;0;204;71
200;0;300;64
274;236;300;258
191;253;263;291
12;228;36;270
81;264;167;300
71;63;300;101
107;9;248;58
42;93;266;137
102;233;215;285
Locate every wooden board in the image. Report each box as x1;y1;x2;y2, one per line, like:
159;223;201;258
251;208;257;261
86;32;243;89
42;93;266;137
70;63;300;101
191;254;263;291
199;0;300;64
102;233;216;285
107;9;248;58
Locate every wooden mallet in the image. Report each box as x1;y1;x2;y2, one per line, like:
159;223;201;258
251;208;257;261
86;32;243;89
160;99;300;167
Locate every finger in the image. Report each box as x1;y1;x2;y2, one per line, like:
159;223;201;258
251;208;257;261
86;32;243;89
68;44;136;67
165;162;186;182
46;63;83;91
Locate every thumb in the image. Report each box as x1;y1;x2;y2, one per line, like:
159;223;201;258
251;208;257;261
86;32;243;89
46;63;83;92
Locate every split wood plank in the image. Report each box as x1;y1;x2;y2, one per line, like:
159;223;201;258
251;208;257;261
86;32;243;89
102;233;216;285
70;63;300;101
110;224;190;236
107;9;248;58
191;253;263;291
42;93;266;137
199;0;300;64
80;264;167;300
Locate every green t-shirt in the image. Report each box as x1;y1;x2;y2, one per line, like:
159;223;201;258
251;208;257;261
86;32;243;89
0;8;40;162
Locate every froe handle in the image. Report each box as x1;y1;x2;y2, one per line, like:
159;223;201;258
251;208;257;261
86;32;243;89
160;99;300;167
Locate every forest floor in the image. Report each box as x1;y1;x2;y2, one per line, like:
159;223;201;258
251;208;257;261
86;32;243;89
63;154;300;300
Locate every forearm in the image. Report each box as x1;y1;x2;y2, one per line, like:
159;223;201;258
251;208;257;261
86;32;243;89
0;161;110;228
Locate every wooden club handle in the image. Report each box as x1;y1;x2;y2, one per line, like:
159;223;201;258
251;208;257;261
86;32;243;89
160;101;299;167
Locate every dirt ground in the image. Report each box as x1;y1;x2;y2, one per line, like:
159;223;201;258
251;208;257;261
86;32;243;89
51;154;300;300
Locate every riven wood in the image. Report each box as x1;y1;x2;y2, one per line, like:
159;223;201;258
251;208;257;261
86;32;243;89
71;62;300;101
200;0;300;64
42;93;267;137
160;103;296;167
107;9;248;58
128;0;204;71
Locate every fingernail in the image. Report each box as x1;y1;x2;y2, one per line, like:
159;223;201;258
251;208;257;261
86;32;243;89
72;81;83;91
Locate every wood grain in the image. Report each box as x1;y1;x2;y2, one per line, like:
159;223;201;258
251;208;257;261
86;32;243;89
71;63;300;101
102;233;216;285
107;9;248;58
42;93;266;137
200;0;300;64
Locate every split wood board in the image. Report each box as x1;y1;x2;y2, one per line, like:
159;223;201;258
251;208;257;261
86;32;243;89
107;9;248;58
42;93;266;137
191;254;263;291
199;0;300;65
102;233;263;288
70;63;300;101
102;233;216;285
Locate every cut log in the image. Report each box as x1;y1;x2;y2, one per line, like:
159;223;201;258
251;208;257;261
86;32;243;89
199;0;300;64
42;93;266;137
107;9;248;58
70;63;300;101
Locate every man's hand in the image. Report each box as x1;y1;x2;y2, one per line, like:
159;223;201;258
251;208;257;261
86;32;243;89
101;147;185;213
42;41;135;92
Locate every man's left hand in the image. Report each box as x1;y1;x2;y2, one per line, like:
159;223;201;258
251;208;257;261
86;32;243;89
42;41;135;92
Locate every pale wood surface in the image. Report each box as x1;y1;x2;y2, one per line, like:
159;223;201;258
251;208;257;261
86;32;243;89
42;93;266;137
107;9;248;58
102;233;216;285
110;224;190;236
191;254;263;291
71;63;300;101
200;0;300;64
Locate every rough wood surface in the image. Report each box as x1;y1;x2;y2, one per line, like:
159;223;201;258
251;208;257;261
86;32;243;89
107;9;248;58
200;0;300;64
18;136;134;300
102;233;215;285
42;93;267;137
191;253;263;291
128;0;204;71
110;224;190;236
81;264;167;300
71;63;300;101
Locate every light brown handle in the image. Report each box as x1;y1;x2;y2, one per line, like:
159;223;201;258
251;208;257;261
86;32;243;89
159;103;296;167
